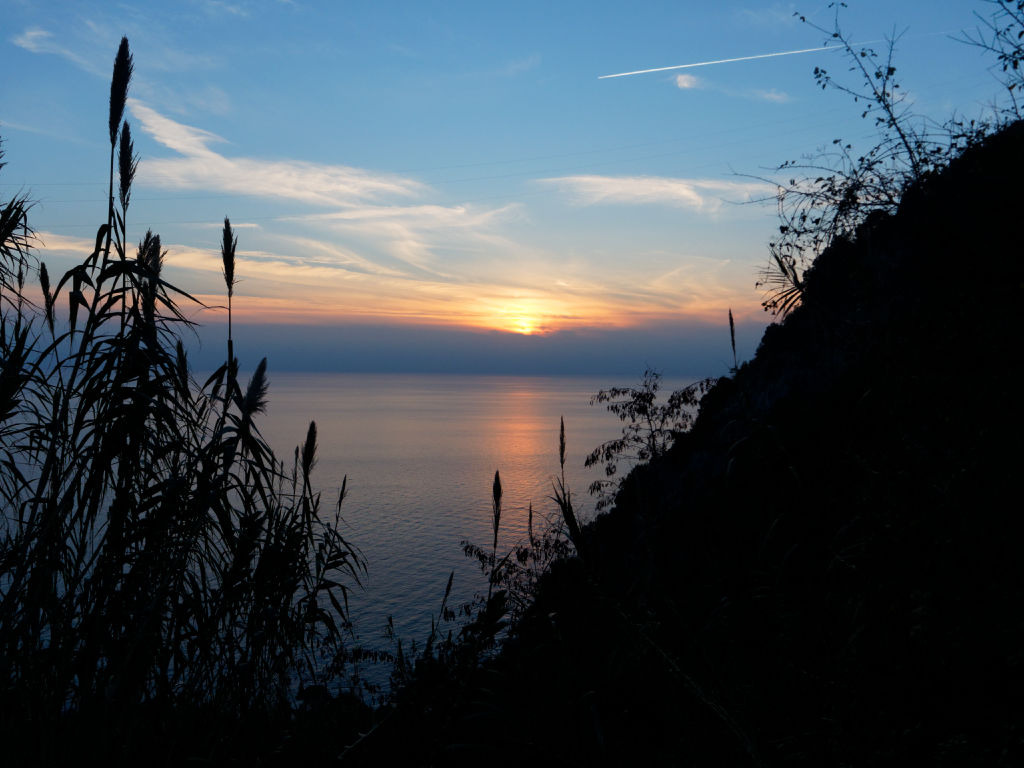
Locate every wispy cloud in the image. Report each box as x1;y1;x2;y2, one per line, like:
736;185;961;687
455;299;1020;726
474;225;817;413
753;88;791;103
30;231;414;320
0;116;93;145
11;27;104;76
130;99;425;206
14;23;224;121
133;82;233;117
143;47;220;74
539;175;766;211
199;0;249;17
290;203;517;230
127;102;526;280
673;76;791;104
285;203;523;277
276;236;409;278
736;3;801;27
500;53;541;77
33;231;96;255
130;100;227;156
164;240;403;283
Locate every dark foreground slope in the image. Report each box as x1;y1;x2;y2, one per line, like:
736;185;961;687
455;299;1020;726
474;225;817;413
358;121;1024;766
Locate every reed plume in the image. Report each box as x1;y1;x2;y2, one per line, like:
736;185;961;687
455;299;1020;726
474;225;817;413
241;357;269;418
39;261;54;334
221;216;237;298
559;414;566;470
105;37;132;266
485;469;503;601
552;416;584;560
136;230;162;327
222;216;237;368
729;308;738;372
137;229;163;275
491;469;502;551
301;419;318;480
109;37;132;148
118;121;138;213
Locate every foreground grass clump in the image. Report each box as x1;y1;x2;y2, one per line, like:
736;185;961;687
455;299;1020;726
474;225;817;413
0;39;364;764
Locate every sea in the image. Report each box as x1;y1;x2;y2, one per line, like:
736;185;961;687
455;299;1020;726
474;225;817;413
257;372;688;686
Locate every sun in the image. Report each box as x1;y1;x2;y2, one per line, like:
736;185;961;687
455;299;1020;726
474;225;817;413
489;300;555;335
511;317;537;335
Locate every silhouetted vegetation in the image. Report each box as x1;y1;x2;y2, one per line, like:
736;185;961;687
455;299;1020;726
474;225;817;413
585;369;716;510
963;0;1024;111
0;39;366;765
346;431;583;763
4;3;1024;763
462;420;581;629
758;4;992;315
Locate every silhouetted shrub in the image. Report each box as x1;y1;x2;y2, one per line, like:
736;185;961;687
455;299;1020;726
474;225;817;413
758;6;996;316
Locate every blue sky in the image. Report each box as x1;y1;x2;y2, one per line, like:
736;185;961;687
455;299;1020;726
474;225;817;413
0;0;1010;375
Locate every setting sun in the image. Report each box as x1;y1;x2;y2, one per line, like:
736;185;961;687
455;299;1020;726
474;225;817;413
511;317;537;335
484;299;558;336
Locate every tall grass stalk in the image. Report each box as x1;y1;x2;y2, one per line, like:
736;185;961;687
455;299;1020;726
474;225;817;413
487;469;502;602
551;415;584;559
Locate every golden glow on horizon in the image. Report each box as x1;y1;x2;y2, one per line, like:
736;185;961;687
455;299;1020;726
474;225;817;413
184;292;762;333
35;231;762;333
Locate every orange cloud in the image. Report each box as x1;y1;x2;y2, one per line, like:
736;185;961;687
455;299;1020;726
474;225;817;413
32;229;757;335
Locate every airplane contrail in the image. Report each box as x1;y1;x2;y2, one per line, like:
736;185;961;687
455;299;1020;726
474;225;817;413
598;44;848;79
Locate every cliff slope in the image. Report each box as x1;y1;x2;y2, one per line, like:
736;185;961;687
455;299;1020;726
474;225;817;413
373;120;1024;766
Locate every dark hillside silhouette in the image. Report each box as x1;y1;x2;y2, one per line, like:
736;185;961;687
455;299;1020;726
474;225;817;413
349;119;1024;765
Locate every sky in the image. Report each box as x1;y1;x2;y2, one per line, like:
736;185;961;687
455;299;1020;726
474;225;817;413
0;0;1012;375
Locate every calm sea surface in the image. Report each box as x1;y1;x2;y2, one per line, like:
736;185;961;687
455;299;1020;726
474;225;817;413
258;373;686;674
